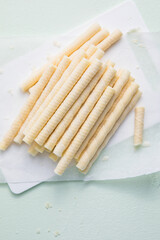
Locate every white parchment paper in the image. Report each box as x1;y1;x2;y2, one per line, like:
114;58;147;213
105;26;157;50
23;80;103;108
0;0;160;194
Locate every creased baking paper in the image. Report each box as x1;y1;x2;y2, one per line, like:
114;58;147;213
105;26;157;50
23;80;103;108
0;0;160;193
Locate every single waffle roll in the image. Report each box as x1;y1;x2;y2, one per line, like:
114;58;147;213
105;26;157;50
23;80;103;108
49;153;59;162
98;29;122;51
28;143;39;157
134;107;145;146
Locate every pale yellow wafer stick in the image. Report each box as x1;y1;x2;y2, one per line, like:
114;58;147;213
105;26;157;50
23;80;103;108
106;77;133;114
54;87;115;175
103;68;123;91
13;123;28;144
35;59;102;146
87;29;109;46
45;63;110;152
21;65;47;92
109;69;123;88
72;45;104;62
23;58;89;145
106;60;115;68
28;84;37;93
34;143;45;153
76;82;139;170
80;29;109;51
90;48;104;61
49;153;60;162
70;29;109;59
29;141;45;154
75;70;130;160
86;45;97;58
97;29;122;51
28;143;39;157
14;57;70;144
134;107;145;146
53;66;116;157
82;91;142;174
0;65;56;150
70;48;88;60
24;51;86;136
21;23;101;92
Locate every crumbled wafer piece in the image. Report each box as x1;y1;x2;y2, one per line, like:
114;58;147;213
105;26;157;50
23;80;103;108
102;155;109;161
36;229;40;234
54;231;60;237
142;141;150;147
9;45;14;50
45;202;52;209
53;40;61;48
8;89;14;96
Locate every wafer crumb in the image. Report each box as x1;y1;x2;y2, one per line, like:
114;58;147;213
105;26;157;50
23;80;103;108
31;65;37;71
48;229;51;233
9;45;15;49
45;202;52;209
142;141;150;147
58;208;62;212
131;39;145;48
132;39;138;44
8;89;14;96
127;28;140;34
46;55;52;61
136;66;140;70
4;117;9;120
53;40;61;48
138;43;145;48
102;155;109;161
54;231;60;237
36;229;40;234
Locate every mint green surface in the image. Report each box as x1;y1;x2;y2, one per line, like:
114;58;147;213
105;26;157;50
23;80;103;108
0;0;160;239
